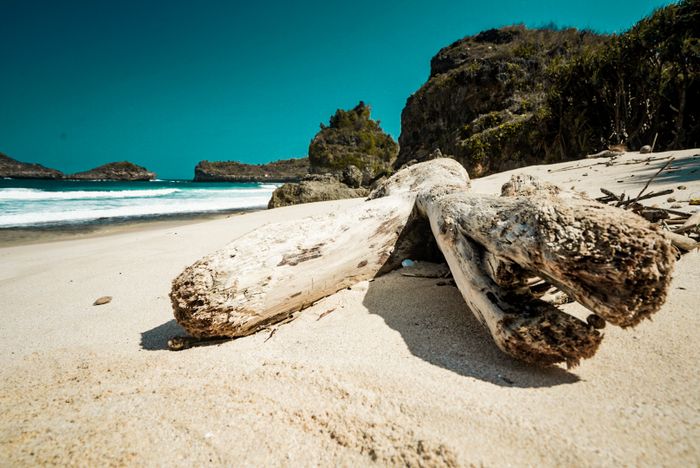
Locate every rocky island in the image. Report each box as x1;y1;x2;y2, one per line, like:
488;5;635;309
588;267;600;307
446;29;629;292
0;152;64;179
268;102;397;207
193;158;309;182
68;161;156;181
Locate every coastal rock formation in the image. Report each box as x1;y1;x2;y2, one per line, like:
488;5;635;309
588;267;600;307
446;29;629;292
397;0;698;175
0;152;64;179
268;174;368;208
309;101;398;183
268;103;397;207
69;161;156;181
194;158;309;182
396;26;606;176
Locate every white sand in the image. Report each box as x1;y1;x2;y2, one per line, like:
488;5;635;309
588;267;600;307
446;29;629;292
1;150;699;466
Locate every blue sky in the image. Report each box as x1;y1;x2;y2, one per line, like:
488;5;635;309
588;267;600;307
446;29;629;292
0;0;675;178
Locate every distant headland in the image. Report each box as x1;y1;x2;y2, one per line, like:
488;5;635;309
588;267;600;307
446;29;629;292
0;153;156;181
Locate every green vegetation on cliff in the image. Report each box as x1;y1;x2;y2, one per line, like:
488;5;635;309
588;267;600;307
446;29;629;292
397;0;699;176
546;0;699;158
309;102;398;180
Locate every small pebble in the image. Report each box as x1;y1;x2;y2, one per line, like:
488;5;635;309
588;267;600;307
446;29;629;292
671;204;682;209
93;296;112;306
678;185;687;190
667;197;677;202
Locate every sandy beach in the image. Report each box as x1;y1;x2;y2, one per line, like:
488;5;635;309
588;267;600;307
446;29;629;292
1;150;699;466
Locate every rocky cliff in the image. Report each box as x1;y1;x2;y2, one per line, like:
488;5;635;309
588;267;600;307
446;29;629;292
0;152;64;179
396;0;699;176
309;101;398;184
194;158;309;182
396;26;606;176
69;161;156;181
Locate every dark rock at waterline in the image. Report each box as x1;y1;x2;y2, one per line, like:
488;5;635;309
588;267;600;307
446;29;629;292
268;175;368;208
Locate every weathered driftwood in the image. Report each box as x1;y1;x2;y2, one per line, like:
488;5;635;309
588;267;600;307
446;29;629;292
170;159;468;338
170;197;411;338
171;158;676;365
415;189;601;367
466;174;676;327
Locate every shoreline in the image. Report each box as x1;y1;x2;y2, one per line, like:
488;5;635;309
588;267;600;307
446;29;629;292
0;208;260;247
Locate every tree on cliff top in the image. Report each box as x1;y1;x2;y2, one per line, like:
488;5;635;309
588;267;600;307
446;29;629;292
309;102;398;180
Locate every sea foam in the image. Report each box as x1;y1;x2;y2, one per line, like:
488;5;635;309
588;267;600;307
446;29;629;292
0;188;180;201
0;181;278;228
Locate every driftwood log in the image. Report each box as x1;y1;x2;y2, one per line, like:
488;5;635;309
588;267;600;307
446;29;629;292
170;159;676;366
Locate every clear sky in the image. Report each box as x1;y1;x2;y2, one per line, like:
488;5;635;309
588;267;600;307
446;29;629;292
0;0;675;179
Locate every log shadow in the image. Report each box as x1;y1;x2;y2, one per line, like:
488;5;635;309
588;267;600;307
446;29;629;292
638;153;700;185
141;319;187;350
363;271;581;388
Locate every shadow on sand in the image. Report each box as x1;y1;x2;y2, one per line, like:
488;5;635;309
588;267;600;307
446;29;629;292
650;152;700;185
362;271;581;389
140;319;187;351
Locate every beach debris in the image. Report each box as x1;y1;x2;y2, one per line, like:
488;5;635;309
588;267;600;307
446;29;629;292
264;328;277;342
93;296;112;306
401;259;415;268
595;159;699;251
640;145;652;154
316;308;336;321
263;312;298;341
170;158;677;367
586;149;623;159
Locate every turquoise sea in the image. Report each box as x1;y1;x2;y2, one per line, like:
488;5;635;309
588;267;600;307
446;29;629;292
0;178;278;228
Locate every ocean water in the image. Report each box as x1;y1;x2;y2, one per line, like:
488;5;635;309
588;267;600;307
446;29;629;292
0;178;279;228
